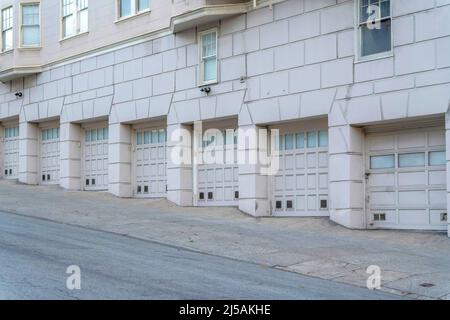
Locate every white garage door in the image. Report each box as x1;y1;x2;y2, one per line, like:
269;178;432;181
3;126;19;179
84;127;109;191
134;128;167;198
366;128;447;231
197;129;239;206
272;129;329;216
41;127;60;184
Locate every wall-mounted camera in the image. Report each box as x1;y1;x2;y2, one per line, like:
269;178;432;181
15;92;23;98
200;87;211;94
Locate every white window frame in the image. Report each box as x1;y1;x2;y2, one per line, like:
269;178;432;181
116;0;150;21
60;0;89;40
198;28;218;86
355;0;393;62
19;2;41;49
1;5;14;52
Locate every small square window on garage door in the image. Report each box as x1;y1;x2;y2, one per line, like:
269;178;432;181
399;153;425;168
370;154;395;169
429;151;446;166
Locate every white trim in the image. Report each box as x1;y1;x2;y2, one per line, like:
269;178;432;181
116;0;150;21
354;0;393;63
198;28;218;86
19;1;41;49
60;0;89;41
1;5;14;53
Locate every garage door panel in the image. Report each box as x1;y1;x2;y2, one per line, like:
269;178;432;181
84;127;109;191
134;128;167;198
369;135;395;151
398;190;426;205
197;129;239;207
399;210;429;226
430;210;447;226
370;173;395;187
429;171;446;185
428;131;445;147
367;128;447;231
296;175;305;190
371;191;396;206
272;128;329;217
398;132;426;149
319;173;328;189
295;154;305;169
40;128;60;185
307;174;316;189
398;172;426;186
429;190;446;205
318;152;328;168
307;153;316;168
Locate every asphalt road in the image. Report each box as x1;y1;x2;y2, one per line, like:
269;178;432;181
0;211;399;300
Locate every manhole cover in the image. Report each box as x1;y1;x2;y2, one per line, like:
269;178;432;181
419;283;435;288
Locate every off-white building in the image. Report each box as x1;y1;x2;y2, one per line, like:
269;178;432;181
0;0;449;235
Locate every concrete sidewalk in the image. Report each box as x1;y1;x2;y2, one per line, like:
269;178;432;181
0;180;449;300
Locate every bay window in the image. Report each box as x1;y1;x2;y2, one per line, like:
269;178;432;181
358;0;392;58
21;3;40;47
1;6;13;52
199;29;218;85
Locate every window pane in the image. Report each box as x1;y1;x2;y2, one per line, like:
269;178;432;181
137;132;142;145
79;9;88;33
2;29;13;51
144;131;150;144
307;132;316;148
296;133;304;149
97;128;103;140
202;32;216;58
22;5;39;25
63;15;75;38
361;19;391;57
285;134;294;150
151;130;158;143
85;129;91;142
77;0;88;10
15;127;19;137
120;0;132;17
399;153;425;168
103;128;108;139
138;0;149;11
429;151;446;166
318;130;328;147
371;155;395;169
22;26;40;46
159;129;166;143
42;130;47;141
203;57;217;82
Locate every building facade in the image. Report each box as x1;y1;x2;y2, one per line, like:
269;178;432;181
0;0;449;235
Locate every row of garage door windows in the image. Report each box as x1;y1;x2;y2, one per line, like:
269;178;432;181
371;151;446;169
277;131;329;150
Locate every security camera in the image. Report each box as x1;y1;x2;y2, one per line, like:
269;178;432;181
15;92;23;98
200;87;211;94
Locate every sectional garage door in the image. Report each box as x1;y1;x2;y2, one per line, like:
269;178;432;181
197;129;239;206
84;127;109;191
3;126;19;179
40;127;60;184
134;128;167;198
366;128;447;231
271;128;329;216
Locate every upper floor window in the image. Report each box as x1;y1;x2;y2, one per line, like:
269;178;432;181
1;6;13;52
61;0;88;39
358;0;392;58
21;3;40;47
118;0;150;19
199;29;218;85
